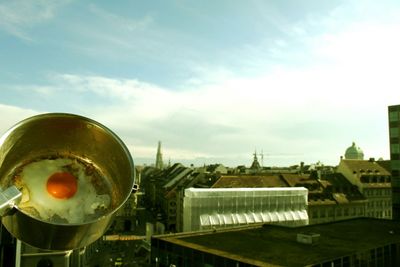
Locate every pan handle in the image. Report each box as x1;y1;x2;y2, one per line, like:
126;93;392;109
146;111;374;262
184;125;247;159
0;186;22;217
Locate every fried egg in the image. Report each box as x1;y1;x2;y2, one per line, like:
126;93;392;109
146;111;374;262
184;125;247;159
14;157;111;224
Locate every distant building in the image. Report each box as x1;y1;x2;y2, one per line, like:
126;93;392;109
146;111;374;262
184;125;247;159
284;173;367;224
389;105;400;220
151;218;400;267
141;163;194;231
212;173;367;225
212;174;288;188
181;187;308;232
337;158;392;219
155;141;164;170
205;164;228;175
344;142;365;160
249;151;261;173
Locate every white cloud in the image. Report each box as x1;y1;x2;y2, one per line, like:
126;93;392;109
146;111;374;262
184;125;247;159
0;0;70;40
2;1;399;166
0;104;39;135
88;4;153;32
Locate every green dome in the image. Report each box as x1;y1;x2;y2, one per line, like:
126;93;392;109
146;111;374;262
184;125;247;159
345;142;364;160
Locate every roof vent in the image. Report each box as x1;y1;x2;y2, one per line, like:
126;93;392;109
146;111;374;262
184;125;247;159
297;233;320;245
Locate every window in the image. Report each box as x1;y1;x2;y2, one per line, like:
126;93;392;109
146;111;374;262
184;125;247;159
391;144;400;154
390;111;399;122
392;160;400;170
312;210;318;218
390;127;400;138
320;209;326;218
344;208;349;216
328;209;334;217
336;209;342;217
351;207;356;216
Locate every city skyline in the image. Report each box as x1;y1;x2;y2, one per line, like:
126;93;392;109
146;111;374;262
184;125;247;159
2;1;400;167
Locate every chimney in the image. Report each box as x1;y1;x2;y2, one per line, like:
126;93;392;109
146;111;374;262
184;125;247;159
297;233;320;245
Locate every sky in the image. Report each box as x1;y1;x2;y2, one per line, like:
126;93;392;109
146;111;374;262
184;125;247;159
1;0;400;167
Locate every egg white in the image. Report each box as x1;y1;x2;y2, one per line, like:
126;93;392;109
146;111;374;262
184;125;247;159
17;158;111;224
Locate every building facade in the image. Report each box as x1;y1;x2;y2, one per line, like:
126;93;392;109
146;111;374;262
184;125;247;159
182;187;309;232
389;104;400;220
211;173;367;225
337;159;392;219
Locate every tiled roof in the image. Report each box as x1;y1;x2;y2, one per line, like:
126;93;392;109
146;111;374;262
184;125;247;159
376;160;391;172
280;174;321;193
341;160;391;176
211;175;288;188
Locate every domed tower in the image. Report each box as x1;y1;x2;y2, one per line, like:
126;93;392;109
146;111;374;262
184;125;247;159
344;142;364;160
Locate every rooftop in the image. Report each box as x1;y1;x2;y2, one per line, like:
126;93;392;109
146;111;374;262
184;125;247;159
212;175;289;188
155;218;400;266
340;159;391;176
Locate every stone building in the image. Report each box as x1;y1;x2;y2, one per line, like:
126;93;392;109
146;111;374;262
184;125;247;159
337;158;392;219
211;173;367;225
344;142;365;160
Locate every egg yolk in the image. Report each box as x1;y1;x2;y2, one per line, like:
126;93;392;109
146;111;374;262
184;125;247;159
46;172;77;199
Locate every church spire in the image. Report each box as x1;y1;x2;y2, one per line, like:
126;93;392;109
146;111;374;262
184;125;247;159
155;141;164;169
250;150;261;170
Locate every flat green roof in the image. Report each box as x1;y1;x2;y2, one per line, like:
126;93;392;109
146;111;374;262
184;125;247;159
156;218;400;266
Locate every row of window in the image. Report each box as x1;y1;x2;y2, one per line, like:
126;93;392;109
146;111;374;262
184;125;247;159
315;243;397;267
360;176;391;184
311;207;392;220
310;206;364;219
367;200;391;208
364;189;391;196
366;210;391;218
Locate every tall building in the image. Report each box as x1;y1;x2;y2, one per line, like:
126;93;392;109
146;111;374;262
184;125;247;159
155;141;164;170
389;105;400;220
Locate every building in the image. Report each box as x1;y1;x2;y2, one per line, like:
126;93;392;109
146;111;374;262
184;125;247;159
151;218;400;267
211;173;367;225
282;173;367;224
337;158;392;219
182;187;309;232
141;163;196;231
249;151;261;173
344;142;364;160
389;104;400;220
205;164;228;175
155;141;164;170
